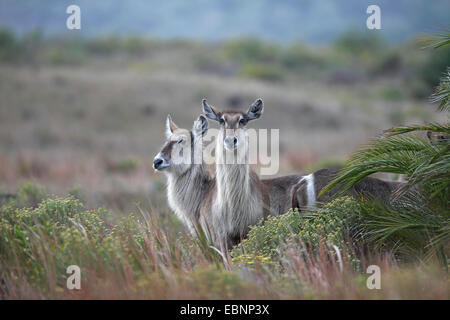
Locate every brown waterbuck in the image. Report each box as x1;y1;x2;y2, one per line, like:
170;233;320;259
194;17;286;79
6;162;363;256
153;114;213;235
290;168;404;211
290;131;447;211
201;99;302;248
291;132;440;212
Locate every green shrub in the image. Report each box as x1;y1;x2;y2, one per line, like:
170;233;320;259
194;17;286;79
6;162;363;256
0;28;19;62
280;44;327;71
43;38;87;65
16;182;47;208
417;46;450;89
240;62;284;82
231;197;363;268
86;36;123;55
224;37;278;63
321;127;449;264
68;185;84;202
356;200;449;263
231;209;302;261
432;68;450;112
378;86;404;101
105;157;139;174
334;32;384;57
0;196;142;288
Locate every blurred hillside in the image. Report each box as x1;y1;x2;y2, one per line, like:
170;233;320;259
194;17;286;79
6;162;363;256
0;29;448;215
0;0;449;43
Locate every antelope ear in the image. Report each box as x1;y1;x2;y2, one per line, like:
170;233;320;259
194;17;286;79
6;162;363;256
202;99;221;122
246;98;264;121
165;114;178;138
193;115;208;137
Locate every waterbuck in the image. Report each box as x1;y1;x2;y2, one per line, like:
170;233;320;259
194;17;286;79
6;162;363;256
290;132;442;211
201;99;410;247
201;99;302;247
153;114;213;235
290;168;403;211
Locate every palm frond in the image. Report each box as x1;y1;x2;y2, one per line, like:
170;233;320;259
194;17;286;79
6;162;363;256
422;28;450;49
385;122;450;136
357;199;448;265
430;68;450;112
317;27;450;267
320;134;440;197
407;153;450;188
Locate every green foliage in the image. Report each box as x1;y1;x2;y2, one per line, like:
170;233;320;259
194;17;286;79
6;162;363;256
85;36;150;56
0;28;447;103
224;38;278;63
425;28;450;50
223;38;286;81
67;185;84;202
43;39;87;65
240;62;284;82
378;86;404;102
334;32;385;56
321;125;450;203
414;29;450;89
233;193;449;268
0;196;143;288
16;182;47;208
280;44;327;71
231;197;363;268
320;33;450;266
431;68;450;112
0;28;19;62
417;45;450;88
232;208;303;261
357;200;449;264
0;190;447;298
106;157;139;174
0;187;241;296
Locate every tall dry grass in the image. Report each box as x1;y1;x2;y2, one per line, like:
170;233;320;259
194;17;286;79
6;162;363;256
0;191;448;300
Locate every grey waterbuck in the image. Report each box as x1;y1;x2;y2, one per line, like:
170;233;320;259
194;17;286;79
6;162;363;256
201;99;302;248
153;114;213;235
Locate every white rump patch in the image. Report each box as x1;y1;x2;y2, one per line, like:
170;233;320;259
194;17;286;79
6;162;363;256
304;173;316;207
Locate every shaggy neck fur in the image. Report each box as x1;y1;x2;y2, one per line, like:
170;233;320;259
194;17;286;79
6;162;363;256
165;139;211;235
212;129;263;245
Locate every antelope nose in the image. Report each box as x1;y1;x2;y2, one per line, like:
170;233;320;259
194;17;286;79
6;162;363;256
153;158;163;169
224;136;238;149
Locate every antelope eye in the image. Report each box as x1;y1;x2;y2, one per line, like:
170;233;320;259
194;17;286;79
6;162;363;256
239;118;246;125
177;138;183;144
219;118;225;125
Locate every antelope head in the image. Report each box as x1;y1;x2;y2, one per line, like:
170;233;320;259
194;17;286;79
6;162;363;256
153;114;208;174
202;99;263;163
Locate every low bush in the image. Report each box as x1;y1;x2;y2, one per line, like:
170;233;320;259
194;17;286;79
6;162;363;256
231;197;363;268
0;28;19;62
0;196;142;289
15;182;47;208
240;62;284;82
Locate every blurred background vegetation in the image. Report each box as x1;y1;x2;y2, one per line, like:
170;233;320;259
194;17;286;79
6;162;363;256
0;0;449;299
0;25;448;212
